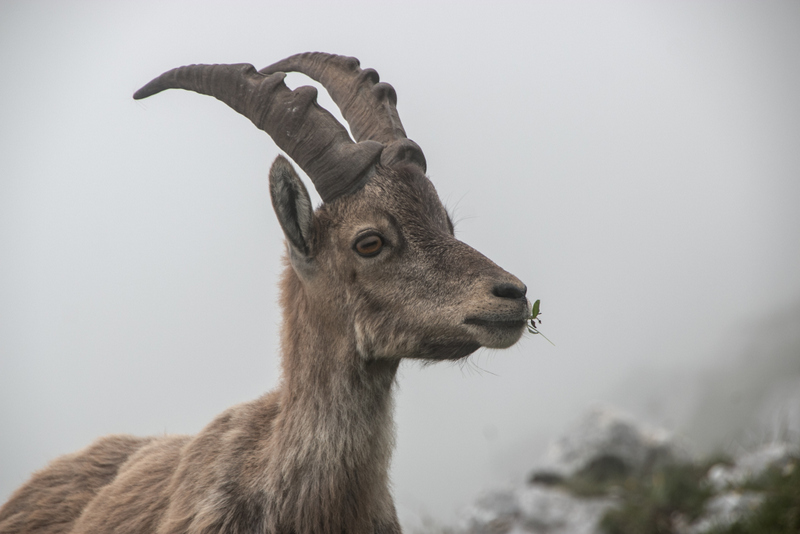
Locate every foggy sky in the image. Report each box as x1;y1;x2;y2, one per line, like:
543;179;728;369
2;1;799;528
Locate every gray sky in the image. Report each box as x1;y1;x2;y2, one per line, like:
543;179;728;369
2;1;799;528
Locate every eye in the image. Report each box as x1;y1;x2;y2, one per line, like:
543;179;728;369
354;233;384;257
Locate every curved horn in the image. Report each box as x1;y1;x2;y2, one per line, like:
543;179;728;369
260;52;426;171
133;63;383;203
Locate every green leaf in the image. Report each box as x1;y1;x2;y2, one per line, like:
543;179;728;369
531;299;540;319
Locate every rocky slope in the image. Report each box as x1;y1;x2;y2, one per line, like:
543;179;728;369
420;406;799;534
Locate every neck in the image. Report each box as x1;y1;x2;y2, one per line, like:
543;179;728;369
266;267;400;533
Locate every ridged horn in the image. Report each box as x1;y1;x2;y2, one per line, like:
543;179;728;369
259;52;426;171
133;63;383;203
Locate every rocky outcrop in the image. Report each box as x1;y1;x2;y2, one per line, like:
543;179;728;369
444;406;798;534
458;485;613;534
456;406;685;534
705;441;798;491
685;491;764;534
684;441;799;533
533;405;685;481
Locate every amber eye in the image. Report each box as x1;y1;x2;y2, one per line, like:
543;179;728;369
354;234;384;257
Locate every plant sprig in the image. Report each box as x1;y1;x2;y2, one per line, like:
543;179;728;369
527;299;555;345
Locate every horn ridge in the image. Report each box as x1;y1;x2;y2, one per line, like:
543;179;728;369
259;53;405;143
259;52;425;171
133;62;383;202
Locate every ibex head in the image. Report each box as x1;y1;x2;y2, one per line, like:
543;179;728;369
135;52;528;362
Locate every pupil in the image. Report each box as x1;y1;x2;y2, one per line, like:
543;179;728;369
358;236;381;255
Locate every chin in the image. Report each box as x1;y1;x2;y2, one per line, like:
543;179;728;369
414;340;482;361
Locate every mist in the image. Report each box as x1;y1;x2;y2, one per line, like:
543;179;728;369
2;1;799;528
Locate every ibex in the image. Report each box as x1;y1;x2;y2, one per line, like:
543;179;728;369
0;52;529;534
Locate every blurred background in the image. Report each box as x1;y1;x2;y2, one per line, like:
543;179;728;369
1;1;799;529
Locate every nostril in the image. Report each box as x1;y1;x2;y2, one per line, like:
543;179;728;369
492;282;527;300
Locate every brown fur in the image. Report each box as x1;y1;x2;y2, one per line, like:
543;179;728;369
1;100;528;534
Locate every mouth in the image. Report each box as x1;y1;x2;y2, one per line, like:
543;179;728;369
463;317;527;330
462;312;528;349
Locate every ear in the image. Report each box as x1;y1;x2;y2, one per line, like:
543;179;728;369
269;155;314;262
